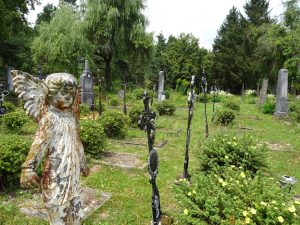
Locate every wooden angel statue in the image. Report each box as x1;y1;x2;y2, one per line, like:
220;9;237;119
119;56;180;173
12;70;90;225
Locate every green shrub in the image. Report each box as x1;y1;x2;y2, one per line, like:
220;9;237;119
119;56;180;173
199;134;268;174
109;98;119;106
197;93;212;103
164;90;171;99
0;134;31;189
262;101;275;114
176;78;190;95
132;88;145;100
128;104;144;127
99;110;129;139
224;101;240;112
156;100;176;116
2;111;28;133
3;101;16;112
246;97;257;104
176;167;299;225
215;109;235;126
80;104;90;116
80;120;106;159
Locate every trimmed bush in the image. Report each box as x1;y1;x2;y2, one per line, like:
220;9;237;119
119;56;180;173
224;101;240;112
199;134;268;174
80;120;106;159
156;100;176;116
2;111;28;133
109;98;119;106
128;104;144;127
99;110;129;139
215;109;235;126
175;167;299;225
262;101;275;114
0;134;31;189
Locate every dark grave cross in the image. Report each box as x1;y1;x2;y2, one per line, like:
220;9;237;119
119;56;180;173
211;84;216;122
183;76;196;179
138;91;162;224
138;91;156;152
148;149;162;225
37;64;43;80
0;83;8;116
97;70;103;115
201;70;209;138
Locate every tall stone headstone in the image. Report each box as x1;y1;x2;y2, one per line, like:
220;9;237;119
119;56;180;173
157;71;165;102
7;67;13;91
275;69;288;117
259;78;268;105
80;60;94;108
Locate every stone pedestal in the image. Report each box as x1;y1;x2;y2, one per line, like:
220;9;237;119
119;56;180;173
275;69;288;117
19;187;111;221
259;78;268;105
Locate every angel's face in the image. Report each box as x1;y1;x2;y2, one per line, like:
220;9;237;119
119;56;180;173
49;84;76;110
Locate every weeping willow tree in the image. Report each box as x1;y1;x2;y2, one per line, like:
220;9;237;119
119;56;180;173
84;0;153;90
32;5;92;75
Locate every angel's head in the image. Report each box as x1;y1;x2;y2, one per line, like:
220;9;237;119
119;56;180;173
45;73;77;110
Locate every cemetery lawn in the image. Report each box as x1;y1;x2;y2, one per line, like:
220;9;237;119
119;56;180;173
1;93;300;224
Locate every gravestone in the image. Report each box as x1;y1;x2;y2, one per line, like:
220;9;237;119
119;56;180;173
259;78;268;105
80;60;94;108
7;67;13;91
158;71;165;102
275;69;288;117
118;90;124;100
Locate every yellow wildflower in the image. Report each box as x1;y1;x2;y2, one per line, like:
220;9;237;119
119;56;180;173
278;216;284;223
245;217;250;224
193;190;196;194
222;182;227;187
243;211;248;217
295;200;300;205
250;208;256;214
184;209;189;215
294;213;297;217
225;155;229;160
288;205;296;213
188;192;192;196
260;201;267;206
219;178;224;183
240;172;246;178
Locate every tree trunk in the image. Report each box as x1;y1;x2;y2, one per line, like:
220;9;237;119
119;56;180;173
105;58;112;91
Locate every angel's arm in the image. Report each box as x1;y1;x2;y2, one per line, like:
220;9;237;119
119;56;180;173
12;70;48;122
22;116;49;172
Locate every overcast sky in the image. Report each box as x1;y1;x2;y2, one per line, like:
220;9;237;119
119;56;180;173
27;0;285;49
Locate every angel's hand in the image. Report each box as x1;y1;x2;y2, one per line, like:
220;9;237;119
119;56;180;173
81;167;90;177
20;169;40;189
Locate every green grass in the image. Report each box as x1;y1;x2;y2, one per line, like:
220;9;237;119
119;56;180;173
1;93;300;224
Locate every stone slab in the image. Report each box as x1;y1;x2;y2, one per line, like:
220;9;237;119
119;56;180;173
19;187;111;221
94;151;147;169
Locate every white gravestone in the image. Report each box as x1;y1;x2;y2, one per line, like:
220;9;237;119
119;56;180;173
158;71;165;102
259;78;268;105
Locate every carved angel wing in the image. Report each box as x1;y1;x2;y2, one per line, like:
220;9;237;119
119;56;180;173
12;70;49;122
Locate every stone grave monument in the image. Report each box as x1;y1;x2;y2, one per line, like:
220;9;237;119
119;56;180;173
80;60;94;109
275;69;288;117
6;66;13;91
157;71;165;102
259;78;268;105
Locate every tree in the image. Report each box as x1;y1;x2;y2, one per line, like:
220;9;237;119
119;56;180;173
283;0;300;30
35;4;57;26
212;7;246;93
0;0;38;67
32;5;92;75
162;33;207;87
244;0;272;26
84;0;151;90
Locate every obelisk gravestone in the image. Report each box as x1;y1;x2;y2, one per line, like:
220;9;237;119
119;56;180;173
80;60;94;109
275;69;288;117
